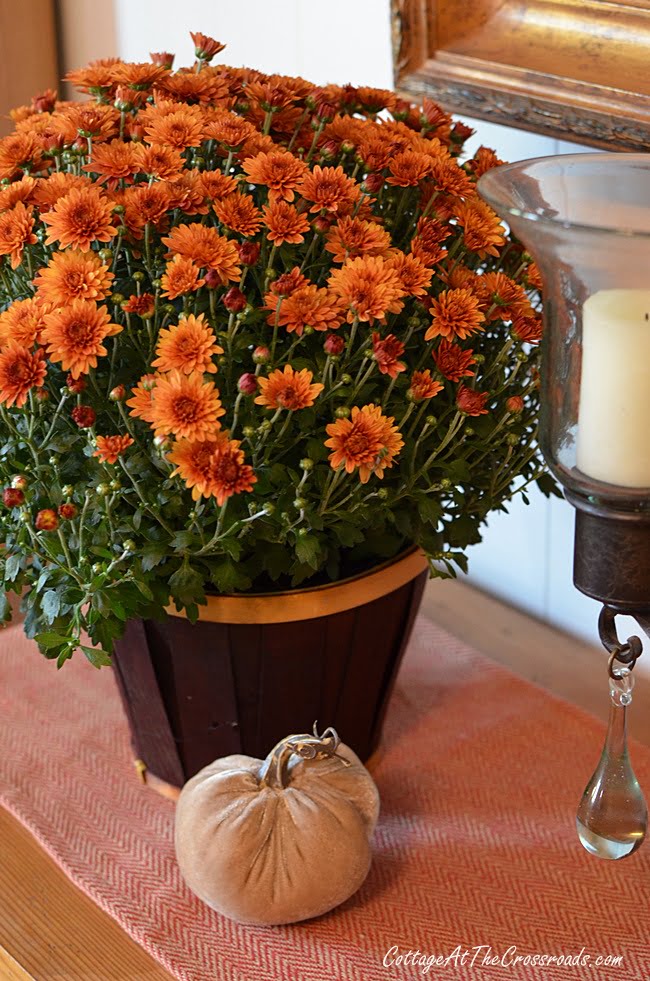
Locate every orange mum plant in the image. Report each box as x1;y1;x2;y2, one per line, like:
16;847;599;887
0;35;552;665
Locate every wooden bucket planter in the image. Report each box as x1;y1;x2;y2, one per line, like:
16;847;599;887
112;547;428;796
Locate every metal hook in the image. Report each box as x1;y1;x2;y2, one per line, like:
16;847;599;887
599;606;643;678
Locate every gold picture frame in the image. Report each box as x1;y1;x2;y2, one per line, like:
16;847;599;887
392;0;650;150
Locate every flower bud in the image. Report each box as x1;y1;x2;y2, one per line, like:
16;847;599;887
150;51;175;68
506;395;524;414
58;502;78;520
3;488;24;507
334;406;351;419
237;241;261;266
109;480;121;492
35;389;50;403
322;334;343;356
109;385;126;402
294;497;307;509
300;458;314;471
96;483;111;497
91;562;103;575
340;374;352;386
376;488;389;500
71;405;96;429
11;475;28;491
252;345;271;365
203;268;221;289
263;502;275;515
238;372;258;395
66;373;86;394
35;509;59;531
312;215;333;234
242;426;255;438
223;287;247;313
361;173;384;194
122;539;136;552
61;484;74;497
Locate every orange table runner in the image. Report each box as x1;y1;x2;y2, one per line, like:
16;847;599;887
1;615;649;981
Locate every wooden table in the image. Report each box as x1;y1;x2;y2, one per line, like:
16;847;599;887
2;580;648;980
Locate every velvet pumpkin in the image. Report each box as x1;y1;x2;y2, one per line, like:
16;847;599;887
174;727;380;925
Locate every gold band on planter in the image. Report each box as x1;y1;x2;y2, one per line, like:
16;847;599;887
166;546;428;625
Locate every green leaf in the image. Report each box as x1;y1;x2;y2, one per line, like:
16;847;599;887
208;559;252;594
141;542;168;572
4;553;20;582
169;561;206;606
332;522;365;548
134;579;154;601
81;645;112;669
295;534;322;570
0;592;9;622
34;631;73;650
42;590;61;624
417;496;443;526
56;647;73;669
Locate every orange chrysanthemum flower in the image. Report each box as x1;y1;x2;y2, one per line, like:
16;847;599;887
34;249;114;306
241;150;308;204
467;146;504;179
456;384;489;416
214;193;263;237
325;404;403;483
476;271;532;322
32;173;90;212
525;262;543;291
160;255;205;299
123;293;155;317
426;156;474;199
152;314;222;375
162;223;241;282
433;340;476;382
0;343;47;407
372;332;406;378
274;285;343;335
143;105;204;149
0;202;37;269
408;370;443;401
126;374;157;422
53;104;120;144
165;171;209;216
149;370;225;440
425;289;485;342
0;297;48;349
255;365;324;410
410;216;450;267
200;171;238;202
93;434;134;465
298;165;359;215
65;57;122;94
325;217;391;264
42;186;117;251
83;139;139;187
387;252;433;298
203;110;255;148
168;436;256;504
111;62;169;89
455;198;506;258
0;175;37;212
42;300;122;378
0;132;43;180
386;150;432;187
328;256;405;324
122;183;173;235
512;315;543;344
263;200;310;245
135;143;185;182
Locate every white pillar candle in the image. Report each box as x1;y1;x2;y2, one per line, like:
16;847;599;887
577;289;650;487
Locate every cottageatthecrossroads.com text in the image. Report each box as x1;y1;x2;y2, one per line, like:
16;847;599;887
382;945;624;973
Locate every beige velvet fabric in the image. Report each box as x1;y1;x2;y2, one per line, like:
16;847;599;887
174;744;380;926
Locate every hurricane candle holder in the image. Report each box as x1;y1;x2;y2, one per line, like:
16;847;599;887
478;152;650;857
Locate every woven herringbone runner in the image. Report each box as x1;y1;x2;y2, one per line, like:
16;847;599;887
1;615;649;981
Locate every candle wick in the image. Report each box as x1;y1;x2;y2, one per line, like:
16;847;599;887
646;313;649;321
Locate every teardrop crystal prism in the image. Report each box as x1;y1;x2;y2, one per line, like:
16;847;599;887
577;671;647;859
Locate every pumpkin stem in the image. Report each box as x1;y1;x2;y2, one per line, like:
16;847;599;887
258;725;349;789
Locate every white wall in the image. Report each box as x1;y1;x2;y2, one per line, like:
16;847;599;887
110;0;613;648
